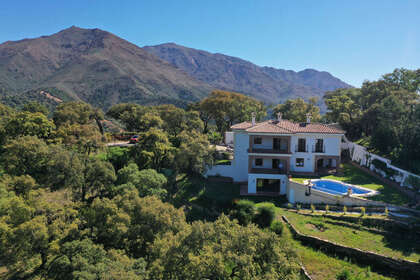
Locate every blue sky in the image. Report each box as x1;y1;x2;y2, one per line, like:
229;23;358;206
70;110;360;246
1;0;419;86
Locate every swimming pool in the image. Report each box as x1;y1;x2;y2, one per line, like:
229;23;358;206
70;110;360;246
308;179;377;197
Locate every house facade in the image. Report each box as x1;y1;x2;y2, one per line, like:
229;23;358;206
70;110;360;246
206;114;345;195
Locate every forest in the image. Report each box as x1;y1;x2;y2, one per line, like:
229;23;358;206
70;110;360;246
0;98;301;279
323;68;420;173
0;68;418;279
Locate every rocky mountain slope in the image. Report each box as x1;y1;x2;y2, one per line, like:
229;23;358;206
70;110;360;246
144;43;351;104
0;27;211;109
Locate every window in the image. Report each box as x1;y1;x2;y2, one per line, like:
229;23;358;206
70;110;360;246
315;139;324;153
255;158;263;166
296;158;304;167
254;137;262;144
298;138;306;152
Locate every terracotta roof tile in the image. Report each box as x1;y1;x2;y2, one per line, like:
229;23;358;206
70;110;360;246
231;120;345;134
231;122;253;130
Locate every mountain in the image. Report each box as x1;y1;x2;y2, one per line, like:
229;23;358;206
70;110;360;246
143;43;351;105
0;26;212;109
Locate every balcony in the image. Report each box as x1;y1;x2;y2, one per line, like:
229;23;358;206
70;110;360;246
248;148;291;154
249;168;287;175
312;144;326;153
294;144;308;153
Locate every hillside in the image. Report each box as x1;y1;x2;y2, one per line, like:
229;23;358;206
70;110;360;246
0;26;212;109
143;43;351;104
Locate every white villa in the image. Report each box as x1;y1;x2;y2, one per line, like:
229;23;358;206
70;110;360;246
206;113;345;196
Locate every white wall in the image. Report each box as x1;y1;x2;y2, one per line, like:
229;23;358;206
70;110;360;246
290;155;314;172
252;135;273;150
289;134;341;173
225;131;234;146
251;157;272;169
248;174;288;194
230;131;249;182
205;131;249;181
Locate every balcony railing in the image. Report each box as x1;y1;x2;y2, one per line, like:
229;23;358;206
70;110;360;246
294;144;308;153
248;148;290;154
312;144;326;153
249;168;287;175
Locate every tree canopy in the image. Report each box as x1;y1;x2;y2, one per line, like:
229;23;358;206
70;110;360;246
324;68;420;173
273;97;321;123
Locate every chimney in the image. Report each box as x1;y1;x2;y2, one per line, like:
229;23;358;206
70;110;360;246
251;112;256;126
306;113;312;123
277;112;282;122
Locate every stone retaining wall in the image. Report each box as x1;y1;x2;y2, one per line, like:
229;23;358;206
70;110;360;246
282;216;420;279
298;212;419;234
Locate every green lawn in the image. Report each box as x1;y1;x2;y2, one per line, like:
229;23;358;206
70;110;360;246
280;219;395;280
291;163;411;206
278;208;420;262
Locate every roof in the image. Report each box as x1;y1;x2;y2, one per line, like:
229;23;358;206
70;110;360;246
231;119;345;134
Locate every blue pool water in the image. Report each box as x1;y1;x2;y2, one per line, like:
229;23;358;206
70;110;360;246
311;180;370;196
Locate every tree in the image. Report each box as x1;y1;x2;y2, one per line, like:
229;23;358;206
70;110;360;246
4;111;55;139
131;128;174;171
156;104;204;137
53;102;98;127
1;175;37;197
21;101;49;115
106;103;152;132
2;136;50;181
148;215;300;280
2;136;83;190
229;199;256;226
0;103;15;146
81;198;130;249
199;90;266;133
117;163;167;199
55;123;103;155
174;130;213;175
113;192;188;258
324;68;420;173
273;97;321;123
48;239;146;280
74;157;117;202
0;192;80;274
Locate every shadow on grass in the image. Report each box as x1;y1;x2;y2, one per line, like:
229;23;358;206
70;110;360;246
381;234;420;260
172;175;240;210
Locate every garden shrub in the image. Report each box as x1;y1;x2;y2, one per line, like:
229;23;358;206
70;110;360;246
336;269;351;280
405;175;420;190
229;199;256;226
254;203;276;228
360;207;366;217
270;221;283;235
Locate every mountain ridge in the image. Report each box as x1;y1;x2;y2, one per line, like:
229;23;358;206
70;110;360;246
0;26;351;110
0;26;212;109
143;42;352;105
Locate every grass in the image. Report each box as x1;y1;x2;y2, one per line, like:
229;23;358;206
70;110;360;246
280;220;395;280
172;175;240;209
278;208;420;262
291;163;411;206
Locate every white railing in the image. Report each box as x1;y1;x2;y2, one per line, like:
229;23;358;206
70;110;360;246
341;137;420;190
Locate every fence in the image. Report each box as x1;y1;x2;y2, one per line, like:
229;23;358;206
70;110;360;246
342;137;420;191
